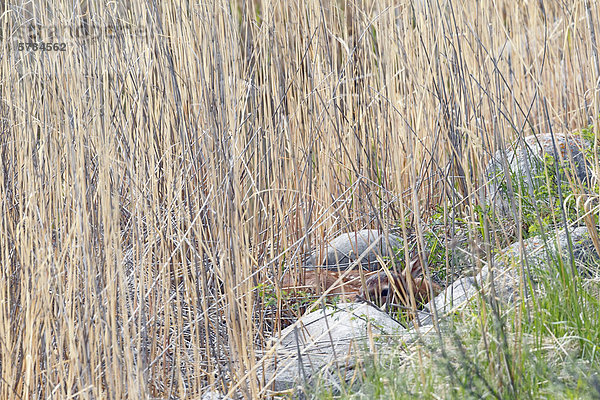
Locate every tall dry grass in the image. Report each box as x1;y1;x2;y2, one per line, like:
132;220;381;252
0;0;598;398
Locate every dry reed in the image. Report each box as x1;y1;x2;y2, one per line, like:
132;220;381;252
0;0;598;398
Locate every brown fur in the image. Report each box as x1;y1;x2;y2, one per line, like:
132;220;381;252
280;268;378;300
359;271;442;308
280;267;442;308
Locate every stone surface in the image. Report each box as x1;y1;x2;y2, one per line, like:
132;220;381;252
483;225;599;303
262;302;409;391
308;229;403;270
425;225;600;312
201;391;233;400
425;276;479;315
410;310;436;328
485;133;591;216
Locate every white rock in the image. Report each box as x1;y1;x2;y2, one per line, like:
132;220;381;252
485;133;591;216
308;229;403;270
428;226;599;313
201;391;232;400
262;302;407;391
484;226;598;303
425;277;479;315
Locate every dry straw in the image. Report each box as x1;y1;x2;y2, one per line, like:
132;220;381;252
0;0;598;398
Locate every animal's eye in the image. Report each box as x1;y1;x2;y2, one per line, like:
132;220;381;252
380;288;388;297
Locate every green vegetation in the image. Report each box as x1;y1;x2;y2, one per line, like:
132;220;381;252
522;152;582;237
491;129;598;239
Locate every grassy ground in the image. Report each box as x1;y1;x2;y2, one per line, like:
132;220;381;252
0;0;599;398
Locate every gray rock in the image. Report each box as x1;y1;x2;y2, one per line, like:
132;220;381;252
425;226;599;315
425;276;479;315
262;302;408;391
409;310;435;328
308;229;403;270
485;133;591;216
201;391;232;400
484;225;599;303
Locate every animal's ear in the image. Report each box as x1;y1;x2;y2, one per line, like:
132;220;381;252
388;271;408;296
409;248;429;278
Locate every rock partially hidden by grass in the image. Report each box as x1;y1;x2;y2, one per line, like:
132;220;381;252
485;132;592;219
424;225;600;317
308;230;404;270
261;302;412;392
